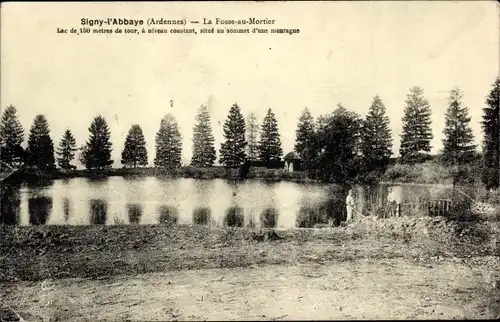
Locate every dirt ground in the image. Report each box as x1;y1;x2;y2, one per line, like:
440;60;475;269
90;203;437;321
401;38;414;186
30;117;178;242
1;217;499;321
1;257;499;321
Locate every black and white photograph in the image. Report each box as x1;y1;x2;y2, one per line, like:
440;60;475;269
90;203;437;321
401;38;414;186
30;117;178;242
0;1;499;320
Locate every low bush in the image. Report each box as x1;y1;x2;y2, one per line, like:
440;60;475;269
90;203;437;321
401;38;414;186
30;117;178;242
382;161;452;184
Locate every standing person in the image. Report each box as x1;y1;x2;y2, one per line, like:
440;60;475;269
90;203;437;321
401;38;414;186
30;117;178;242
387;186;403;217
345;189;355;223
387;187;394;218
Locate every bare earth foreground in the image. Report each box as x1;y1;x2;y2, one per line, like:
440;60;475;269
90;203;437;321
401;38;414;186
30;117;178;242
1;216;499;321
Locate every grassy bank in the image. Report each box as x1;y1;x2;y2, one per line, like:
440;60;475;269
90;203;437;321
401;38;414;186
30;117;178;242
1;216;498;283
382;161;453;185
381;160;486;185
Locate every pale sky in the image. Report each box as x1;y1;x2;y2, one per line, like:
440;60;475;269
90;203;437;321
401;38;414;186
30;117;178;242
1;1;499;167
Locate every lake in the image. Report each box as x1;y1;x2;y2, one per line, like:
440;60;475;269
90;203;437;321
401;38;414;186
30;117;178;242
0;176;454;227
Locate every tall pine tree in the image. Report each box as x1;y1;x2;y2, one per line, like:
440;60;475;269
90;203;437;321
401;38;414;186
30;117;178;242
294;107;318;167
361;95;392;171
399;86;433;163
219;103;247;168
81;115;114;170
121;124;148;168
154;114;182;169
191;105;216;167
26;115;55;170
56;129;78;170
482;77;500;189
258;108;283;164
294;107;317;155
442;87;476;166
0;105;24;166
77;144;87;168
246;112;259;162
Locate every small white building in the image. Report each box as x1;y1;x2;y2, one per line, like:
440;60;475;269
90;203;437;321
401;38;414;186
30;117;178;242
283;151;301;172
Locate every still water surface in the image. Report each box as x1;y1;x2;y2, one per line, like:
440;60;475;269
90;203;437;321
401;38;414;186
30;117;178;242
0;177;450;227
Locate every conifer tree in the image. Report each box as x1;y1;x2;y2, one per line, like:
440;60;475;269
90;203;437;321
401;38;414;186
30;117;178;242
482;77;500;189
56;129;78;170
0;105;25;166
442;87;476;166
361;95;392;171
154;114;182;169
80;115;114;170
26;114;55;170
294;107;318;170
246;112;259;163
121;124;148;168
191;105;216;167
219;103;247;168
77;144;87;168
399;86;433;163
258;108;283;164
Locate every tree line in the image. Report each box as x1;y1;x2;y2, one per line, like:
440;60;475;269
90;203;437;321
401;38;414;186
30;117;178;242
0;79;499;188
0;103;284;170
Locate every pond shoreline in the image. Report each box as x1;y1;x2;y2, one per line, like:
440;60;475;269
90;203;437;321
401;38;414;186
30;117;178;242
6;162;486;186
4;166;455;187
4;166;327;185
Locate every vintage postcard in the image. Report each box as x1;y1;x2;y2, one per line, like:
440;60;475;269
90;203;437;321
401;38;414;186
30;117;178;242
1;1;499;321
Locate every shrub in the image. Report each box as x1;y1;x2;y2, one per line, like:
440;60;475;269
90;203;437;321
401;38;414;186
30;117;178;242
383;161;452;184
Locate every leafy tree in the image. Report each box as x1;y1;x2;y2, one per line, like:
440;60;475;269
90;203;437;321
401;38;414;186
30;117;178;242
361;95;392;171
219;103;247;168
399;86;433;163
258;108;283;164
154;114;182;169
482;77;500;189
80;115;114;170
121;124;148;168
442;87;476;167
25;115;55;170
191;105;216;167
0;105;24;166
56;129;78;170
316;105;363;183
246;112;259;163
